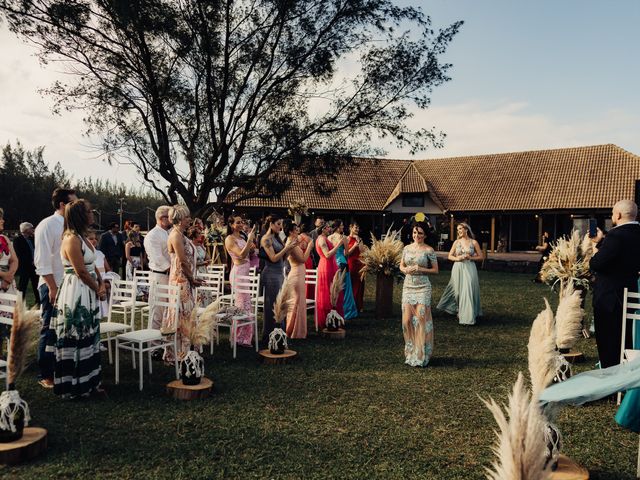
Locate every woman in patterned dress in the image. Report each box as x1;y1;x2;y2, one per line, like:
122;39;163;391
162;205;203;362
399;221;438;367
48;199;107;397
224;215;257;346
125;230;145;281
436;223;483;325
0;207;18;355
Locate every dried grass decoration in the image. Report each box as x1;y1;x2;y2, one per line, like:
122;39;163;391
554;284;584;352
180;299;221;385
482;373;553;480
359;227;404;280
0;293;40;442
539;230;593;292
326;269;346;331
269;279;294;354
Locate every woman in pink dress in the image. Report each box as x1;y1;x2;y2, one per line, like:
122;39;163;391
284;220;314;338
163;205;203;362
315;222;343;330
224;215;257;346
347;222;365;312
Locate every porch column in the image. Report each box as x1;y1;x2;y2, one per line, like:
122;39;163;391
490;216;496;252
449;214;454;241
537;215;543;245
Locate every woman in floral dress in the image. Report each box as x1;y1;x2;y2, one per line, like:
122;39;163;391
399;221;439;367
163;205;203;362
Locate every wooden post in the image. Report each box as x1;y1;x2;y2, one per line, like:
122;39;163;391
449;215;454;241
490;216;496;253
537;215;543;246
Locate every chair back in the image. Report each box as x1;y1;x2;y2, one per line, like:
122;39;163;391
621;288;640;364
133;270;151;291
206;264;226;276
197;271;224;289
0;291;18;324
304;268;317;286
195;284;223;307
108;279;138;327
147;283;180;329
235;274;260;317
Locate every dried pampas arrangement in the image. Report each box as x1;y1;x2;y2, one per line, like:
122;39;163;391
359;227;404;279
185;298;221;347
528;299;557;396
482;373;552;480
539;230;592;291
7;293;40;386
554;284;584;351
273;277;294;325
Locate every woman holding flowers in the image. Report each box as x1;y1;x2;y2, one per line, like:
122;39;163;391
437;222;483;325
400;221;438;367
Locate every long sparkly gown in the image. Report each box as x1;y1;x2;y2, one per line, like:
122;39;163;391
316;237;343;330
401;246;437;367
260;235;285;342
347;236;364;312
437;241;482;325
227;237;255;346
163;232;197;361
335;241;358;320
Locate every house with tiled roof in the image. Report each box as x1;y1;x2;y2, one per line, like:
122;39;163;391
229;144;640;251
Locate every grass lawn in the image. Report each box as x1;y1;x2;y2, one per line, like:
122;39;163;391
1;271;638;479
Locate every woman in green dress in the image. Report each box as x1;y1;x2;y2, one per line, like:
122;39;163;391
437;223;483;325
400;222;438;367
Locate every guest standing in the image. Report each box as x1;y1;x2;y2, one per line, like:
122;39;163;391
224;215;258;346
99;222;124;276
87;230;111;319
145;206;172;353
48;199;106;398
347;222;365;312
13;222;40;305
534;231;553;283
162;205;202;362
242;219;260;272
329;220;358;320
315;222;342;330
309;217;325;268
400;222;439;367
125;230;145;281
437;223;483;325
188;225;210;275
35;187;77;389
0;208;18;351
260;214;297;342
284;220;313;339
589;200;640;368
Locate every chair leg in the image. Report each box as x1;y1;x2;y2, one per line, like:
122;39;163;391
148;351;153;374
254;319;259;352
210;326;214;355
107;333;113;364
138;344;143;391
115;337;120;385
233;322;237;359
216;325;220;345
174;335;179;379
618;391;623;406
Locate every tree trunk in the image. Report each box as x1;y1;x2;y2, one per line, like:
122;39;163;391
375;274;394;319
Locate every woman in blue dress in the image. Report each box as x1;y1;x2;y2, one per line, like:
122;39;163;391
328;219;358;320
400;221;439;367
437;223;483;325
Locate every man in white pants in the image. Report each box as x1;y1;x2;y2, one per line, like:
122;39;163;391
145;205;172;354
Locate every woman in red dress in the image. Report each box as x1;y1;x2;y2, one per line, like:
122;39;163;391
347;222;365;312
315;222;342;330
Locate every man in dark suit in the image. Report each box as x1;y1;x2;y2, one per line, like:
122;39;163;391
13;222;40;305
99;222;125;275
589;199;640;368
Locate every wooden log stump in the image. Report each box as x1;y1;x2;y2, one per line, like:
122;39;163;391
562;351;585;364
258;349;298;365
166;377;213;400
549;454;589;480
321;328;346;339
0;427;47;465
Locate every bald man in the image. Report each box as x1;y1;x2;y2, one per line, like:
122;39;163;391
589;199;640;368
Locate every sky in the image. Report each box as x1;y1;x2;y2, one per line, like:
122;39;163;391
1;0;639;187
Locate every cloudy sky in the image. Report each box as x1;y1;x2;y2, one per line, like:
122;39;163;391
1;0;639;187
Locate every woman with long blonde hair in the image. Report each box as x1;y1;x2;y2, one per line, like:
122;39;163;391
437;222;483;325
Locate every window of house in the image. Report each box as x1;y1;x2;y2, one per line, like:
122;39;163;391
402;194;424;207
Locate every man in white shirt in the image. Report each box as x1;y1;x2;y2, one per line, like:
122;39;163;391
145;205;172;351
34;187;77;388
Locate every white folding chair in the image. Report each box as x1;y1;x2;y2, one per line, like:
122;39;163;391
0;291;18;389
101;279;136;364
215;274;260;359
618;288;640;405
304;268;318;331
115;283;180;391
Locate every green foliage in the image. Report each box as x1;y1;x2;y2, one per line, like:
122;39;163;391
6;272;638;479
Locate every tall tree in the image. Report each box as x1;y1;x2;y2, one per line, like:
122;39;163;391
1;0;462;218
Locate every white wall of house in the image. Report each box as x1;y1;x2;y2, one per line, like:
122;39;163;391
386;194;443;214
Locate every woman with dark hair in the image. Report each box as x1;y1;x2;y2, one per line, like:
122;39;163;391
437;222;483;325
125;230;145;281
48;199;107;397
260;214;297;342
347;222;365;312
328;219;358;320
242;218;260;272
399;221;438;367
315;222;342;329
283;220;313;338
224;215;257;346
187;224;210;275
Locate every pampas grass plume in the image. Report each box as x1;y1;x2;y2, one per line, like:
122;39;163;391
330;269;346;307
555;284;584;350
273;277;294;324
8;292;40;385
527;299;557;396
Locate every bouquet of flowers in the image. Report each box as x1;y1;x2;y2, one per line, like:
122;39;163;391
288;199;308;220
359;227;404;279
539;230;593;292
